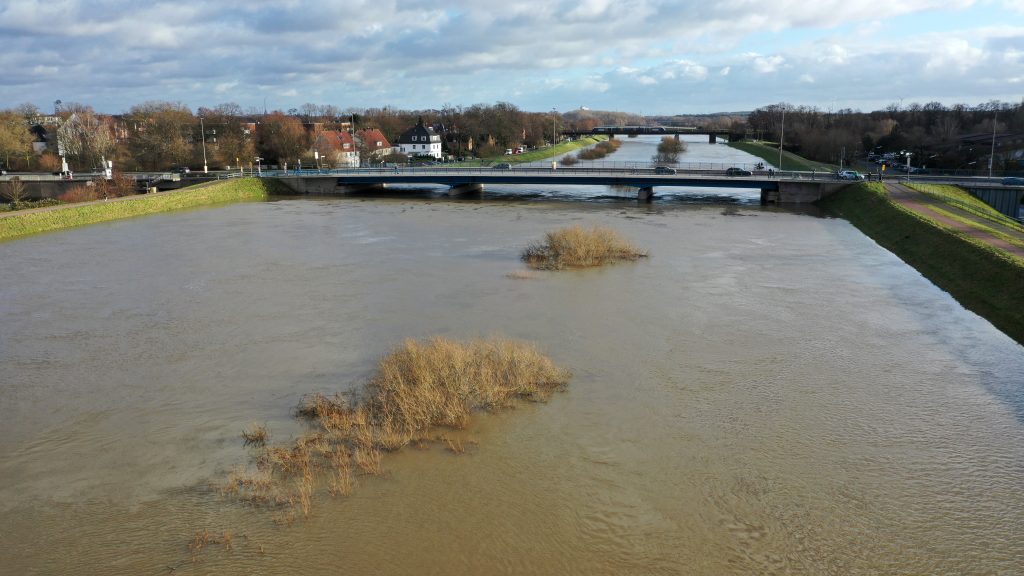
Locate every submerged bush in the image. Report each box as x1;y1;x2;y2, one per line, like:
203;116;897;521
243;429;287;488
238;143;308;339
521;224;648;270
222;337;570;520
577;138;622;160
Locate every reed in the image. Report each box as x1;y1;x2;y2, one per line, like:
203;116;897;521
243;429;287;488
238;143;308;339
522;224;648;269
241;424;269;446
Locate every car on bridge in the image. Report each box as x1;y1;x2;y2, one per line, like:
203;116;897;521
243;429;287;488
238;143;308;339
1002;177;1024;186
654;166;677;175
837;170;865;180
725;167;752;176
493;163;512;170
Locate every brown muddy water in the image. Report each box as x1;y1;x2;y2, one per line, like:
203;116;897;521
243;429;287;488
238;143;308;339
2;197;1023;574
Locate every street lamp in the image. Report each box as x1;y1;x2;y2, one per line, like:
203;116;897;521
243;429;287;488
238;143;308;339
989;110;998;178
255;157;263;176
901;150;913;181
200;117;208;174
956;161;977;175
552;108;557;148
778;105;786;171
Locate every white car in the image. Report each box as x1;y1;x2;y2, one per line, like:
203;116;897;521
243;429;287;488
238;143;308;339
837;170;864;180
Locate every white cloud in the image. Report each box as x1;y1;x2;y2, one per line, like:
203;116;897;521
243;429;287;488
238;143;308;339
0;0;1017;114
746;53;786;73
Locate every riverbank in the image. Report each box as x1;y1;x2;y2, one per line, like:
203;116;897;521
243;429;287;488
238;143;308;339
0;178;286;241
728;140;835;172
452;136;609;166
818;182;1024;346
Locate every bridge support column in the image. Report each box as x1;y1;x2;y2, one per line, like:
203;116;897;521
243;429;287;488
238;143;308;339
674;134;680;141
709;133;716;144
760;188;780;205
638;187;654;202
449;183;483;196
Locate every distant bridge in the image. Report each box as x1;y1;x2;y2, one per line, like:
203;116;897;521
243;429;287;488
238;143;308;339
561;126;736;143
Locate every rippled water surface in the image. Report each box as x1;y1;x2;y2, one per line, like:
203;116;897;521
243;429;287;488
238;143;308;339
2;153;1024;575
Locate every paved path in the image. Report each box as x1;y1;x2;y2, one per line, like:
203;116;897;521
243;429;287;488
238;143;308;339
885;182;1024;261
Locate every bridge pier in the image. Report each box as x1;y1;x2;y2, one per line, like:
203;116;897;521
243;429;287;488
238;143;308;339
449;183;483;196
709;134;716;144
674;134;680;141
638;187;654;202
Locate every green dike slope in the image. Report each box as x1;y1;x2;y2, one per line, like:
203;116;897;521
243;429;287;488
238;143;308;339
0;178;287;242
818;182;1024;346
727;140;836;172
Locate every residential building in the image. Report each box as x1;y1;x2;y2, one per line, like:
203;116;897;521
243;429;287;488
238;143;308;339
397;117;442;159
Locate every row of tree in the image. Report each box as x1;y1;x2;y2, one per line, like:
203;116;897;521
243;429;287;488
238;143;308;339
747;100;1024;172
0;101;652;173
2;98;1021;173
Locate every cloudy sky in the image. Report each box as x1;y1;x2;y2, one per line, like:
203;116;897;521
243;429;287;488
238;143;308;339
1;0;1023;115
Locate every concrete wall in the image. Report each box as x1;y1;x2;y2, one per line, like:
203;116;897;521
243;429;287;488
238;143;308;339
277;177;384;195
775;181;847;204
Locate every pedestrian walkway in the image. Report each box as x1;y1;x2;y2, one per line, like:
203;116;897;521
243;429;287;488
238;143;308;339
885;182;1024;261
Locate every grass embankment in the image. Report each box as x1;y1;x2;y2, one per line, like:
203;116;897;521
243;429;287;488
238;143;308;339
728;140;835;172
221;337;570;523
522;224;647;270
0;178;286;241
906;183;1024;234
452;136;609;166
819;182;1024;345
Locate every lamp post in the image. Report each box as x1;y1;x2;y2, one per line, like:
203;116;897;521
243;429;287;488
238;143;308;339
255;157;263;176
552;108;557;148
200;117;208;174
902;150;913;181
989;110;998;178
956;161;976;175
778;105;786;171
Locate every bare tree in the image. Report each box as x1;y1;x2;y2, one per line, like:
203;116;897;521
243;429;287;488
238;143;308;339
1;176;26;204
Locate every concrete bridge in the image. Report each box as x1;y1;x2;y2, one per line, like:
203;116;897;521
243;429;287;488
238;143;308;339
273;167;845;203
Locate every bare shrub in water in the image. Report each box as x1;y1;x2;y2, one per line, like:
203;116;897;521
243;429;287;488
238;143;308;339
220;336;570;520
522;224;647;270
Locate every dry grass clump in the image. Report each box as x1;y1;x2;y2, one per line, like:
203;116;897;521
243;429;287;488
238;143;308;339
221;336;570;521
241;424;269;446
522;224;648;270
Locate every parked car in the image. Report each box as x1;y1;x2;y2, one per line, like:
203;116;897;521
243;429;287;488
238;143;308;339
654;166;677;175
493;163;512;170
1003;177;1024;186
837;170;864;180
172;166;190;175
725;167;752;176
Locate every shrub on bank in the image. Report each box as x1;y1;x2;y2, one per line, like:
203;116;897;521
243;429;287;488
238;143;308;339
521;224;647;270
577;138;622;161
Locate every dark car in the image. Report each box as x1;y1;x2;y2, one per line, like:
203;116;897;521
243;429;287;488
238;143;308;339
1002;177;1024;186
653;166;677;175
493;163;512;170
725;167;752;176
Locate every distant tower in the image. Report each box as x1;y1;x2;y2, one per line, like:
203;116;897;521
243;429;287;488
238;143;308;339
54;99;62;115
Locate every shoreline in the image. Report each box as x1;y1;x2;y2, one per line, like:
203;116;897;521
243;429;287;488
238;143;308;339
0;178;288;242
818;182;1024;346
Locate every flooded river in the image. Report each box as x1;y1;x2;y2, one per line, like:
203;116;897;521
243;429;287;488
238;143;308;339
1;139;1023;574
